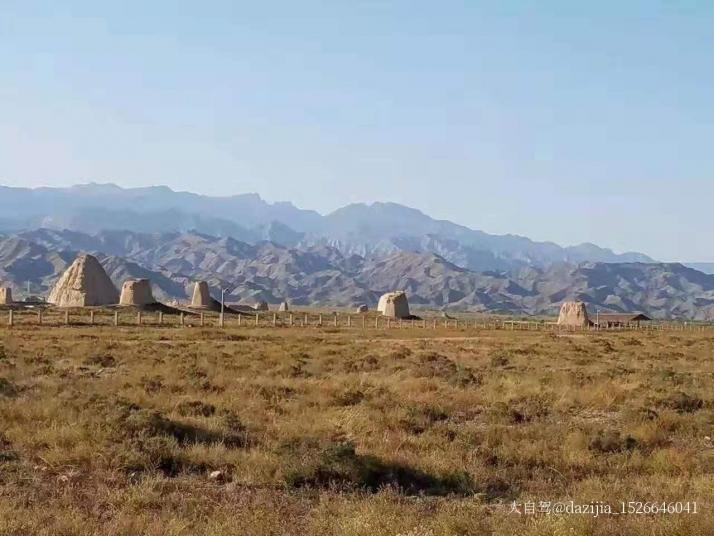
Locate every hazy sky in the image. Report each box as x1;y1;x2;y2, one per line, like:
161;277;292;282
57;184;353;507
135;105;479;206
1;1;712;261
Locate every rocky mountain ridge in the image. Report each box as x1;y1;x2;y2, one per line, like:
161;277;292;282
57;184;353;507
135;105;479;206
1;229;711;320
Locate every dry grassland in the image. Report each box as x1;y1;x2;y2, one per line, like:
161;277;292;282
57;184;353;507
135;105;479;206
0;323;712;535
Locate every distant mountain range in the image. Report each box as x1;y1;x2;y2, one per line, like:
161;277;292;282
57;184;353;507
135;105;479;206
685;263;714;275
1;228;713;320
1;183;712;319
0;183;654;273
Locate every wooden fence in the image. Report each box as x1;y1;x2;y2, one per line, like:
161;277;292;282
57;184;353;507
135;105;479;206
1;309;711;332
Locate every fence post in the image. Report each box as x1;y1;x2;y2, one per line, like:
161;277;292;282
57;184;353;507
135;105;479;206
290;313;294;326
433;318;437;329
304;313;308;327
362;315;366;329
7;310;13;327
272;313;277;327
137;311;142;325
374;317;378;329
65;310;70;326
180;312;184;327
255;313;259;327
90;310;95;325
347;315;352;328
238;313;242;327
114;310;119;327
219;312;224;328
334;313;338;327
318;314;323;327
38;310;42;325
158;311;163;325
200;313;204;327
387;318;391;329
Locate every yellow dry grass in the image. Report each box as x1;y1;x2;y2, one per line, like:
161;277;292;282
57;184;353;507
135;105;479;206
0;323;712;535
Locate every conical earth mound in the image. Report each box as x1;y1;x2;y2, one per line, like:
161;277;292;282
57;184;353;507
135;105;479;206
557;301;590;327
191;281;213;308
48;254;119;307
187;281;254;314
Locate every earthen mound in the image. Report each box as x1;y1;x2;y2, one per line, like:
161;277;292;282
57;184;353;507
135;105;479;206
48;254;119;307
119;279;155;306
377;291;410;319
557;301;591;327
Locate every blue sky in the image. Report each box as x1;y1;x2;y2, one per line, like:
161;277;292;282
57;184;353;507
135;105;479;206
1;1;712;261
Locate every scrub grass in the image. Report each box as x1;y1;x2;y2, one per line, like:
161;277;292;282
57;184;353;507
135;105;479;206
0;323;712;535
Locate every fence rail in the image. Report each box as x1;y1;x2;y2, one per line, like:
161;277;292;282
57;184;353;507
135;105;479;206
1;309;711;332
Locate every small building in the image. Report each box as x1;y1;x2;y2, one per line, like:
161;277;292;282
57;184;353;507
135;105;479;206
592;313;651;328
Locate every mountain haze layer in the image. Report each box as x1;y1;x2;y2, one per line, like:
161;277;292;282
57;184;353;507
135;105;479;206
0;183;654;273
